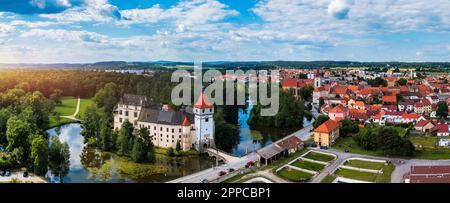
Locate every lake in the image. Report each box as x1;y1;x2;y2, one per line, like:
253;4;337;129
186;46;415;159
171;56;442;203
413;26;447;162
230;104;312;157
46;123;215;183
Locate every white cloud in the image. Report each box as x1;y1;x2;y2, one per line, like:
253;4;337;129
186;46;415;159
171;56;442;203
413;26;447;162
327;0;351;19
0;23;15;37
416;51;424;56
39;0;121;22
20;29;107;43
10;20;64;28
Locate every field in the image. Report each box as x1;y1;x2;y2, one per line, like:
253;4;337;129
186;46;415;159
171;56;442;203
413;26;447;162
335;163;394;183
321;175;337;183
303;152;335;162
78;98;95;118
291;160;325;171
54;96;78;116
344;160;385;170
277;167;314;182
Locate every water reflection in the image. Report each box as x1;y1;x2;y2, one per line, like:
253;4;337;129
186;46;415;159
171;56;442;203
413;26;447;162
46;123;214;183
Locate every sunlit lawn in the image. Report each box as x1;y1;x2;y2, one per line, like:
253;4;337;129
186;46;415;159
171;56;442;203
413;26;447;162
54;96;78;116
304;152;335;162
335;163;394;183
78;98;95;118
277;167;314;182
291;160;325;171
344;160;385;170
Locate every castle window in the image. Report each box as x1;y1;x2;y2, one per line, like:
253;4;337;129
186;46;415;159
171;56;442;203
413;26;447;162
172;129;174;133
172;140;174;143
134;112;138;118
125;111;129;116
202;109;205;113
166;128;169;132
179;129;181;133
160;127;162;131
172;135;174;138
119;118;122;122
154;126;156;130
179;135;181;139
119;110;122;115
205;118;209;122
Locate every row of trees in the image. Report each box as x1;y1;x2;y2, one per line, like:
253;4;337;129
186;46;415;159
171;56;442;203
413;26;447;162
353;126;415;156
0;86;70;180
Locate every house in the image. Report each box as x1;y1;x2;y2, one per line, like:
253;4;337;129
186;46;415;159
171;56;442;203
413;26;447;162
314;120;341;147
275;136;304;155
382;95;397;105
414;120;435;133
401;113;420;124
437;124;450;137
406;165;450;183
328;105;349;121
414;103;424;114
354;101;366;110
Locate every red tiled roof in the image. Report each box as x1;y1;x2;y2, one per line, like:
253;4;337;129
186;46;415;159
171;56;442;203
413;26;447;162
329;105;348;114
314;120;340;133
182;116;191;126
382;95;397;103
402;113;419;119
193;93;213;109
437;124;449;133
409;165;450;183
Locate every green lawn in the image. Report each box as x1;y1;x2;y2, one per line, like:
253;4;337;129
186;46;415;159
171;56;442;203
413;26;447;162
335;168;378;182
333;137;383;156
344;160;386;170
335;163;394;183
321;175;336;183
291;160;325;171
78;98;95;118
277;167;314;182
54;96;78;116
304;152;335;162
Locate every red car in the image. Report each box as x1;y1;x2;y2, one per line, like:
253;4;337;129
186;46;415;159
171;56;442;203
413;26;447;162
245;161;255;168
218;171;227;177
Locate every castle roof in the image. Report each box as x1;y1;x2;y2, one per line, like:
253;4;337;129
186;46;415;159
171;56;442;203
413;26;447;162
194;93;213;109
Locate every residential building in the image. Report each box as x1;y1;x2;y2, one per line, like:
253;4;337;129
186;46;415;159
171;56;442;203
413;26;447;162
314;120;340;147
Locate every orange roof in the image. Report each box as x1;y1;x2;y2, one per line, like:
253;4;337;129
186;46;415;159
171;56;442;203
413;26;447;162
402;113;419;119
382;95;397;103
182;116;191;126
355;101;365;106
282;79;299;88
347;86;359;91
193;93;213;109
400;86;409;92
315;120;340;133
329;105;348;113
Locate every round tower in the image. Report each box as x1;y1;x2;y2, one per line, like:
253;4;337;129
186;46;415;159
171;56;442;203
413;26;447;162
193;92;215;151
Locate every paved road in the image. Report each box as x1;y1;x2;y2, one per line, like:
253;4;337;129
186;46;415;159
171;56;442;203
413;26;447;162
168;152;259;183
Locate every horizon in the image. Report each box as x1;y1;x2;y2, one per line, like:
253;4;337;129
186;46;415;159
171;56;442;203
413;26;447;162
0;0;449;63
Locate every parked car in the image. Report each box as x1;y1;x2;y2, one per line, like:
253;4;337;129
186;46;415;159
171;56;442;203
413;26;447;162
201;179;208;183
228;168;235;173
5;171;11;177
344;149;349;153
245;161;255;168
23;171;29;178
0;170;5;176
218;171;227;177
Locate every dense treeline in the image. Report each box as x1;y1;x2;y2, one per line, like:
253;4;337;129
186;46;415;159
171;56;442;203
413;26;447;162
248;91;310;128
354;126;415;156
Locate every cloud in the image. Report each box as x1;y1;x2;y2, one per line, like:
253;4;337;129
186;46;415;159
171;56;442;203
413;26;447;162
20;28;107;43
0;23;15;37
39;0;121;22
0;0;84;14
9;20;64;28
327;0;351;19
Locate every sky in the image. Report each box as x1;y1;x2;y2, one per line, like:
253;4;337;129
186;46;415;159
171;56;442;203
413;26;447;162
0;0;449;63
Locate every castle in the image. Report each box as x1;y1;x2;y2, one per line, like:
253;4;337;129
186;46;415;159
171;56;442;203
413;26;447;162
113;93;215;151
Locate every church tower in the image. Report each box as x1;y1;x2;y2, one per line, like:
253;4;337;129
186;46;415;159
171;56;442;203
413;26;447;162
193;92;215;151
314;69;322;88
181;116;192;151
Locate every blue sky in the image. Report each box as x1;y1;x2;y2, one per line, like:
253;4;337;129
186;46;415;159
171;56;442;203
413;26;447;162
0;0;449;63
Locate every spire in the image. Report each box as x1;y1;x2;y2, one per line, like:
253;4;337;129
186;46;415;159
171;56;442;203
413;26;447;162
182;116;191;126
193;92;213;109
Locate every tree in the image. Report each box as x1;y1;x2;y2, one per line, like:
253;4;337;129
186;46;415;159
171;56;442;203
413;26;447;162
436;101;449;119
367;77;388;87
313;115;329;128
340;119;359;137
31;135;49;176
93;82;120;113
166;147;175;157
354;126;414;156
99;116;114;151
49;89;63;105
214;108;239;153
6;116;32;164
396;78;407;86
176;141;182;152
299;86;314;101
319;98;325;111
131;127;155;162
49;136;70;183
0;108;12;145
80;105;101;146
116;120;134;155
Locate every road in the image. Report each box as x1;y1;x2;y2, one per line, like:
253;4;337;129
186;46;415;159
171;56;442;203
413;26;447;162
167;152;259;183
61;97;81;121
169;104;320;183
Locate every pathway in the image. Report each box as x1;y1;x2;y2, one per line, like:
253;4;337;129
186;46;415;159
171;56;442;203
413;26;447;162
61;97;81;121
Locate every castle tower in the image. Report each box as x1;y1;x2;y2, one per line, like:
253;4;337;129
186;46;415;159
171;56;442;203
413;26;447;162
193;93;215;151
181;116;192;151
314;69;322;88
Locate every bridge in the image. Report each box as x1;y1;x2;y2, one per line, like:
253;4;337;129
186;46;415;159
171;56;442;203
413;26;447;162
204;147;241;163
